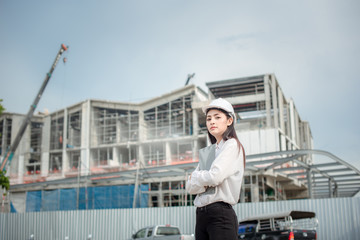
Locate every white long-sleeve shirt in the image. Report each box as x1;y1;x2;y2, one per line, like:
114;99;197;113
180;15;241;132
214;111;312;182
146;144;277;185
186;138;244;207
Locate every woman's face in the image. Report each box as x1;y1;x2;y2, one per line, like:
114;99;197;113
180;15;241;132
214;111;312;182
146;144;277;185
206;109;233;143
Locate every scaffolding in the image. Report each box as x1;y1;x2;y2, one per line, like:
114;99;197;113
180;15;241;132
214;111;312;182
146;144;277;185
143;95;193;140
92;108;139;145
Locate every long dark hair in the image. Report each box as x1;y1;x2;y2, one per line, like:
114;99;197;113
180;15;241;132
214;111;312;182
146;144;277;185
206;108;246;166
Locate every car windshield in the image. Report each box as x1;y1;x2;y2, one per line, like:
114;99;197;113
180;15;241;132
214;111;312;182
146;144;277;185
156;227;180;235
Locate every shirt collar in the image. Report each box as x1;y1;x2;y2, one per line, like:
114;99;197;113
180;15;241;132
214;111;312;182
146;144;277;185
216;139;224;150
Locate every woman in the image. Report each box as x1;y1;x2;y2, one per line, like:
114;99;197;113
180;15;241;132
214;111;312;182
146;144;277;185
186;98;245;240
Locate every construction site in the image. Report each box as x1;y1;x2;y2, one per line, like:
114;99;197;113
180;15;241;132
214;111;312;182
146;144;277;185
1;71;360;213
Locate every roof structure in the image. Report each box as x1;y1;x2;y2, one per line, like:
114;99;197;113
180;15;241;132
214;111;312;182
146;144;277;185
246;149;360;198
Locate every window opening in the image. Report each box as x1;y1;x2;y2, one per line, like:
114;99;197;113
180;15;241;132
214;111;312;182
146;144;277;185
118;145;137;169
49;153;62;174
170;141;193;164
67;111;81;148
26;153;41;175
50;116;64;150
143;143;165;167
93;148;113;166
93;108;139;145
144;95;193;140
69;151;80;170
30;122;42;153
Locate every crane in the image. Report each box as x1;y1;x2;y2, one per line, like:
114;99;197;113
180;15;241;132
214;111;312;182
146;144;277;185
185;73;195;86
0;44;68;171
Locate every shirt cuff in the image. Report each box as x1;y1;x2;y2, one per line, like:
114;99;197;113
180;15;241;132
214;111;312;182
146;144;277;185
186;172;206;194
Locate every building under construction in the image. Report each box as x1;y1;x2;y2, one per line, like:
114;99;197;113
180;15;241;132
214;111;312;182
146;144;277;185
1;73;359;212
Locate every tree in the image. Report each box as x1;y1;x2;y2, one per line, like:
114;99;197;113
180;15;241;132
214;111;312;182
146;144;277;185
0;99;4;115
0;171;9;192
0;99;9;192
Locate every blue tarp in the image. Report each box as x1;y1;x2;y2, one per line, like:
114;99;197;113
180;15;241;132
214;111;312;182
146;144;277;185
10;202;17;213
78;187;94;210
60;188;77;210
26;191;42;212
42;189;60;211
24;184;149;212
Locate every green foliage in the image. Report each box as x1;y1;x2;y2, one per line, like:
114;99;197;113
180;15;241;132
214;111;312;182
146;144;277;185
0;99;4;116
0;100;9;193
0;99;4;138
0;170;10;192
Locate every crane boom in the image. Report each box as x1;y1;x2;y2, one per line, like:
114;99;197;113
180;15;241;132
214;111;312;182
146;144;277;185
0;44;68;171
185;73;195;86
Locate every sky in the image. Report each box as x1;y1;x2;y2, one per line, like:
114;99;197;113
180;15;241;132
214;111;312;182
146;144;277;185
0;0;359;171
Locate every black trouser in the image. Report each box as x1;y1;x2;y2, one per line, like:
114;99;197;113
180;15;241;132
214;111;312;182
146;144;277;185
195;201;238;240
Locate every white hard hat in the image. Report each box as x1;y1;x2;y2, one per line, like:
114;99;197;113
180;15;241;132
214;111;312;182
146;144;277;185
202;98;236;122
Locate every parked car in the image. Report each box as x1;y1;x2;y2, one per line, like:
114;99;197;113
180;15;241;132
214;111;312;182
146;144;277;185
131;224;194;240
238;210;318;240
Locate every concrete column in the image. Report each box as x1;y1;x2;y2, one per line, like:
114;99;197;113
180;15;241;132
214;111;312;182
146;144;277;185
240;182;245;203
155;107;158;138
192;109;199;161
23;118;31;155
289;99;296;147
81;100;91;175
18;155;24;184
278;86;285;132
262;176;266;201
62;108;68;177
264;75;272;128
18;118;30;179
165;142;171;164
285;104;291;142
307;169;313;199
334;184;338;197
274;178;277;200
277;87;286;151
113;147;120;166
169;101;172;135
116;118;121;143
182;97;186;135
192;109;199;136
138;145;144;166
41;116;51;177
271;74;279;129
328;179;333;198
193;140;198;162
133;162;140;208
158;182;164;207
138;111;145;141
250;174;259;202
138;109;145;167
294;111;300;146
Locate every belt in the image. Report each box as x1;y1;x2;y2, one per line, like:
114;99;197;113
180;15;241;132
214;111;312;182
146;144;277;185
197;201;232;212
